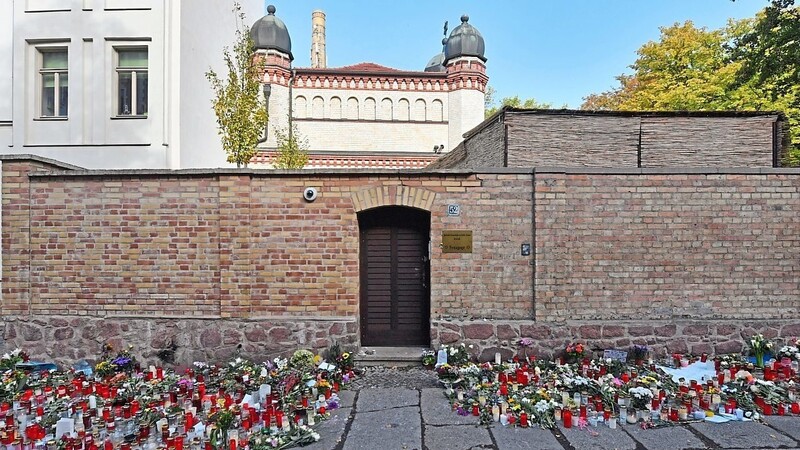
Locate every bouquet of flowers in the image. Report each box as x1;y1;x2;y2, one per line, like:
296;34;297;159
777;339;800;362
749;334;773;368
94;343;137;378
564;342;587;363
628;386;654;410
629;345;649;364
441;343;472;366
0;349;28;371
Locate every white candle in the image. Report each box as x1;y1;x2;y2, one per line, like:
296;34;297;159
495;352;501;365
492;405;500;422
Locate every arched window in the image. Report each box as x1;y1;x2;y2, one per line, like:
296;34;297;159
380;98;393;120
312;96;324;119
330;96;342;119
397;99;410;121
346;97;359;120
431;99;444;122
413;99;426;121
363;97;376;120
294;96;307;119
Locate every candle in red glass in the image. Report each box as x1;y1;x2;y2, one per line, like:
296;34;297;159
670;408;678;421
104;439;112;450
499;384;508;396
621;373;629;383
579;405;587;419
228;439;236;450
791;402;800;415
520;411;528;427
764;404;773;415
472;405;479;416
175;436;184;450
302;397;309;408
156;367;164;380
275;410;283;427
603;409;611;421
563;409;572;428
318;406;326;415
778;404;786;416
651;398;660;410
184;412;193;432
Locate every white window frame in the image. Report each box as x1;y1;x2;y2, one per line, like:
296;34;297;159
37;47;68;118
114;46;148;117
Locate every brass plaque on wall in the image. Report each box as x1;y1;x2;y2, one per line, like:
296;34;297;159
442;230;473;253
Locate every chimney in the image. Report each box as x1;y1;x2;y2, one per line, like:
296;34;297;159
311;10;326;68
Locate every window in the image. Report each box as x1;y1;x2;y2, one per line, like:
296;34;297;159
39;49;68;117
116;48;148;116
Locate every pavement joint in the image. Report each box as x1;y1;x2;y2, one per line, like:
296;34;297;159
550;428;575;450
762;421;800;447
331;390;359;450
683;423;721;449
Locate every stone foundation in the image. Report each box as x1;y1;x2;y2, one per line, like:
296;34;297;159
431;318;800;362
0;316;358;367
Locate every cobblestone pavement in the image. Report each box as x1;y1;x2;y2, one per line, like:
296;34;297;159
307;365;800;450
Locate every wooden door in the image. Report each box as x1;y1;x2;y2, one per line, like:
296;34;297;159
359;207;430;346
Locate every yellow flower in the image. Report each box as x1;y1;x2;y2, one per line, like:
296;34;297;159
342;352;350;359
314;355;322;364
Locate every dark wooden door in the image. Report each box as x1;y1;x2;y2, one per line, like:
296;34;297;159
359;207;430;346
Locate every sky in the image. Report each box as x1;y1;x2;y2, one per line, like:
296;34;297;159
265;1;768;109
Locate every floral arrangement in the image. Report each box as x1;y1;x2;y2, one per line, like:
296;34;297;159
564;342;587;363
628;386;654;410
777;339;800;361
0;348;28;371
440;343;472;366
94;343;137;377
749;333;774;368
629;345;649;363
421;350;436;367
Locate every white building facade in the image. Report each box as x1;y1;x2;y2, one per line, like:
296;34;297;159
1;0;262;169
1;2;487;169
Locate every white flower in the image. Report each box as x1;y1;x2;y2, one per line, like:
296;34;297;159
1;354;8;360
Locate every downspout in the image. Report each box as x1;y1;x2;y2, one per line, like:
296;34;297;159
256;84;271;144
288;69;296;140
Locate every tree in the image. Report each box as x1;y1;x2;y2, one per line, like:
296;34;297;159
485;95;553;118
581;15;800;166
272;125;309;169
205;3;268;167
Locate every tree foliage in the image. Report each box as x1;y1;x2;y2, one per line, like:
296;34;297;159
205;3;268;167
581;2;800;166
485;95;553;118
272;125;309;169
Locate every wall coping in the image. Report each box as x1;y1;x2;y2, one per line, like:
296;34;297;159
0;154;85;170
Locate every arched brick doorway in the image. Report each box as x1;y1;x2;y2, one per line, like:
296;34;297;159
358;206;431;346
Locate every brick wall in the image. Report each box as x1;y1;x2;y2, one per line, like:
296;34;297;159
434;110;783;169
534;168;800;322
3;156;800;364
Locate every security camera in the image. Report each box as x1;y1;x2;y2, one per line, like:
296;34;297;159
303;187;318;202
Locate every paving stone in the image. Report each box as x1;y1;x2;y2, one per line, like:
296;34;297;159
356;387;418;412
424;424;492;449
623;424;708;450
690;421;796;449
491;425;564;450
304;407;351;450
763;416;800;443
336;389;356;409
420;388;477;426
556;423;637;450
343;406;421;450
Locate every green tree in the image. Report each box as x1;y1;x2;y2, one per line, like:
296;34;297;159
485;95;553;118
272;124;309;169
205;3;268;167
581;15;800;166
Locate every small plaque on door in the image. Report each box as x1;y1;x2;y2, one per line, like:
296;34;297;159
442;230;472;253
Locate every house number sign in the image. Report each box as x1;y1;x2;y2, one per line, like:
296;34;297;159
447;204;460;216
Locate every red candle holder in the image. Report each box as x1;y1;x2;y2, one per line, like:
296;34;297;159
563;409;572;428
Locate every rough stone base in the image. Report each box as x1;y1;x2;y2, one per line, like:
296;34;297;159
0;315;358;367
432;318;800;362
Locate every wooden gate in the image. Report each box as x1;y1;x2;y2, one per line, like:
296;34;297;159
359;207;430;346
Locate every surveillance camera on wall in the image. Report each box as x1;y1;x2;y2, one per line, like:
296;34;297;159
303;187;318;202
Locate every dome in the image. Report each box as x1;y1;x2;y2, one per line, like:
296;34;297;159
250;5;293;60
424;53;445;72
424;38;447;72
444;15;486;64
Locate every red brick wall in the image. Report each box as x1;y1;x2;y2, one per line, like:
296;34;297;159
3;158;800;359
534;169;800;322
3;161;534;323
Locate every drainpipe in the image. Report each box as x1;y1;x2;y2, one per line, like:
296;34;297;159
257;84;271;144
288;69;296;140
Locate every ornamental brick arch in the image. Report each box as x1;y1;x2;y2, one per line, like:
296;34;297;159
350;185;436;213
